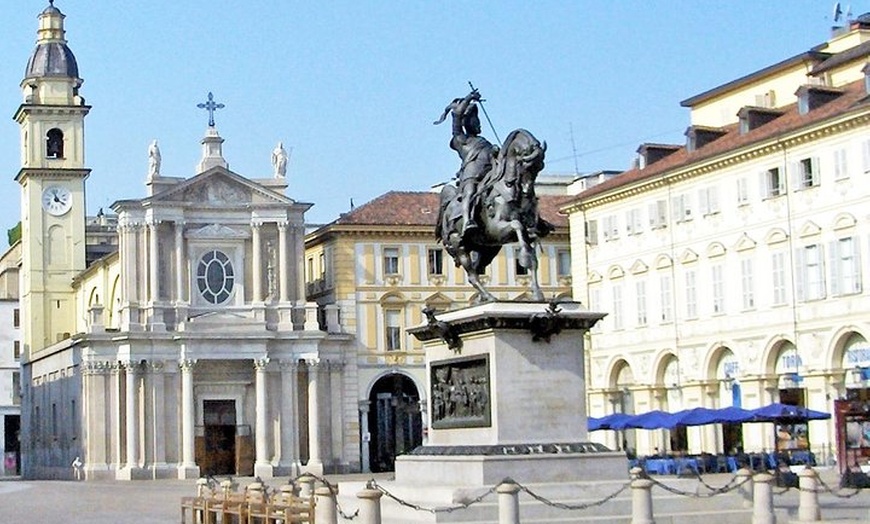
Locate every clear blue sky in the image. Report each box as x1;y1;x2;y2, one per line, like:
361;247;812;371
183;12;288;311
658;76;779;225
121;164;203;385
0;1;848;236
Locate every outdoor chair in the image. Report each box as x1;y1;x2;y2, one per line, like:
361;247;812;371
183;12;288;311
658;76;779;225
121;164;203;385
265;486;315;523
716;455;729;473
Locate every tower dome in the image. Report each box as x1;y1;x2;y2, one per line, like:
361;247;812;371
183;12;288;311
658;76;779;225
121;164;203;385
23;2;80;82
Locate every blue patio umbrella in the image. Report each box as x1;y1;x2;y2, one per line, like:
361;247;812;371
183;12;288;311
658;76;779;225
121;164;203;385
749;403;830;422
588;412;632;431
611;410;676;430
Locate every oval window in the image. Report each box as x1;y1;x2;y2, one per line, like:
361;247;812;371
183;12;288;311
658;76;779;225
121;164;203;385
196;250;235;304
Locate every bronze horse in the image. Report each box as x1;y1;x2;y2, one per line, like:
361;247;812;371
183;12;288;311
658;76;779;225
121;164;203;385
436;128;552;302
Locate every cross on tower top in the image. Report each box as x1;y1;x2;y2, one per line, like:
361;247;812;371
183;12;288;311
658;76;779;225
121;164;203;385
197;92;225;127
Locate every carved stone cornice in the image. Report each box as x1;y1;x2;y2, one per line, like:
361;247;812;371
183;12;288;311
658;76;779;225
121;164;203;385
81;360;117;376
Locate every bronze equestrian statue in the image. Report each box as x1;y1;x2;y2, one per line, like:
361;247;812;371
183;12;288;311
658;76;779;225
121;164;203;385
434;88;552;302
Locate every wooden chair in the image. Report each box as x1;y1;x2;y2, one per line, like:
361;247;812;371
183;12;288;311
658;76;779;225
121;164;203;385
264;485;314;524
181;478;216;524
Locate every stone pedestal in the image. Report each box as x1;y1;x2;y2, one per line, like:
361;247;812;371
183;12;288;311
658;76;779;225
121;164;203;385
361;302;627;523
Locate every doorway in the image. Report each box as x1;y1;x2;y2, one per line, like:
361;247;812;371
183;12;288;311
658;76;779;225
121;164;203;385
368;374;422;472
200;400;237;476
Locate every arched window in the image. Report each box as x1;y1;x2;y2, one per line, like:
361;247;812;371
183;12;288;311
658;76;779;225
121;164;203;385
46;128;64;158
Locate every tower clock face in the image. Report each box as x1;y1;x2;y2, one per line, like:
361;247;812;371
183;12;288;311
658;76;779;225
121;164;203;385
41;185;73;216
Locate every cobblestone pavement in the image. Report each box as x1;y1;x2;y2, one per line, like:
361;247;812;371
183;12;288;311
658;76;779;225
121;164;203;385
0;469;868;523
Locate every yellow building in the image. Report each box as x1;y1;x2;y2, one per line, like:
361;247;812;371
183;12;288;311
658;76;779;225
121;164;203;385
305;190;573;471
564;16;870;462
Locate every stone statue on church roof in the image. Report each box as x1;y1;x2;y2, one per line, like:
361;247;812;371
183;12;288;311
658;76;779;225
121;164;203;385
271;141;288;178
148;139;161;178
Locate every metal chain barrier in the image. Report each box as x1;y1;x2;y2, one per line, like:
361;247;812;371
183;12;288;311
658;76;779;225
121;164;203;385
644;471;750;498
288;472;361;520
814;473;864;499
369;478;498;514
512;478;631;510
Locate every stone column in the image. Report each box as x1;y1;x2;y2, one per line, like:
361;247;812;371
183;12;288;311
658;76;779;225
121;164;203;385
305;359;323;472
630;467;655;524
752;472;775;524
251;222;262;302
178;358;199;479
497;482;521;524
174;221;185;302
356;487;383;524
294;223;307;303
798;467;821;522
359;400;371;473
146;361;167;476
279;360;301;475
254;357;273;478
315;486;338;524
119;360;142;479
278;221;290;303
148;221;159;303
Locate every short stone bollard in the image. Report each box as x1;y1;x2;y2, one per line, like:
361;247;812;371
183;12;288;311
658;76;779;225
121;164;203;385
736;467;754;508
195;477;209;498
298;474;316;498
797;467;821;522
357;485;383;524
752;472;776;524
497;481;521;524
315;485;338;524
630;467;655;524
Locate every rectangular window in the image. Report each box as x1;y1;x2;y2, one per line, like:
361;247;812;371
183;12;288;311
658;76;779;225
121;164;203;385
736;177;749;205
685;270;697;319
13;308;19;328
761;167;784;198
862;139;870;173
318;252;325;279
741;258;755;310
383;247;400;276
830;236;862;296
427;248;444;275
602;215;619;241
659;274;673;323
556;250;571;277
626;208;643;235
833;148;849;181
671;194;692;222
796;244;825;301
711;264;724;314
793;157;819;189
13;340;20;361
635;281;647;326
586;219;599;246
514;257;529;276
12;372;20;406
385;310;402;351
698;186;720;216
306;257;314;283
648;199;668;229
612;284;623;330
772;251;787;305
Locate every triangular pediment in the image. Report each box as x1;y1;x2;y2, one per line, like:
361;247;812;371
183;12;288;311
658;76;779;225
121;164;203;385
798;220;822;238
734;233;756;252
679;248;699;264
630;259;648;275
147;167;294;207
187;223;251;239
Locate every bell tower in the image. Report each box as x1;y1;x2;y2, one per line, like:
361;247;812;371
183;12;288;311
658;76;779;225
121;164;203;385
15;1;90;358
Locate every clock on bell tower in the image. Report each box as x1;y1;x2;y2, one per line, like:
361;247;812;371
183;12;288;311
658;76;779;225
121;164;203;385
15;2;90;358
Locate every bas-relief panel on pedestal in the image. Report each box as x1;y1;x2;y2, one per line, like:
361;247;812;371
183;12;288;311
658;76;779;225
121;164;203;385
430;354;490;429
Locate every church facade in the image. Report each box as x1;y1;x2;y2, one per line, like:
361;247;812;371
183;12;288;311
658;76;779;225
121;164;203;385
16;4;358;480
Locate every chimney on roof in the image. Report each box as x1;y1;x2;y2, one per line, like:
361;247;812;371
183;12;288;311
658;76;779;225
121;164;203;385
635;143;680;169
685;126;727;152
737;106;784;134
795;84;844;115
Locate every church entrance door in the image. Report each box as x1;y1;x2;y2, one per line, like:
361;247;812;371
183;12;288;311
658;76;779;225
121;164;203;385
200;400;237;476
368;374;422;472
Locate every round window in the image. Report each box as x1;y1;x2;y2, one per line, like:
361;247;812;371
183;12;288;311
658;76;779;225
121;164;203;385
196;250;235;304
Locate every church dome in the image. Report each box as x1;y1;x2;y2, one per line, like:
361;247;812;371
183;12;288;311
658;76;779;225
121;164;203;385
24;42;79;80
23;2;80;81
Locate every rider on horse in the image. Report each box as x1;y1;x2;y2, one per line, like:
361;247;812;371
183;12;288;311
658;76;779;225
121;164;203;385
434;89;496;241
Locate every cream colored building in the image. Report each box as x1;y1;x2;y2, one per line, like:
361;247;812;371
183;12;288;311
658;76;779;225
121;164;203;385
565;16;870;461
16;4;357;480
0;241;21;476
304;190;573;472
